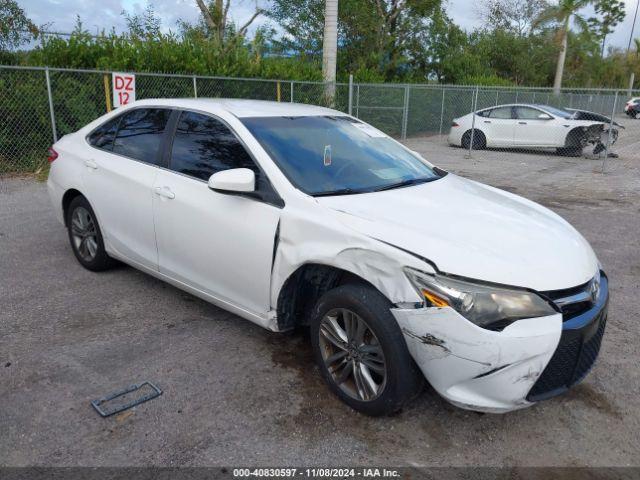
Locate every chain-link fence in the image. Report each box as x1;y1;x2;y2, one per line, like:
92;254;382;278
1;64;639;174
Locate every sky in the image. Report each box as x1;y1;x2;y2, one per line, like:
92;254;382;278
19;0;640;54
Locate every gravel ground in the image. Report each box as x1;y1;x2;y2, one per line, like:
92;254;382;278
1;134;639;467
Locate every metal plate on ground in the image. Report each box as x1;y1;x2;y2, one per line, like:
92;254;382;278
91;381;162;417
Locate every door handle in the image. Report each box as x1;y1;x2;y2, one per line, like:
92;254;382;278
518;121;527;125
484;120;492;124
84;159;98;170
154;187;175;199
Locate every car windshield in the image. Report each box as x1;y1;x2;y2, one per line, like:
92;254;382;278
536;105;573;119
240;116;442;196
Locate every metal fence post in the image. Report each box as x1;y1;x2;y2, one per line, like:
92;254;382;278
348;74;354;116
438;87;446;137
602;91;619;173
356;85;360;118
290;81;294;102
467;87;479;158
401;85;410;140
193;75;198;98
45;67;58;143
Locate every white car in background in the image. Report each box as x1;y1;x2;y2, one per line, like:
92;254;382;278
47;99;608;416
448;104;608;155
624;97;640;119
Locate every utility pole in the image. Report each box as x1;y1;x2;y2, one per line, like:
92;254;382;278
628;0;639;94
322;0;338;106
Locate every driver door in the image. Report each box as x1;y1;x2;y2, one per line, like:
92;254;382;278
152;110;281;317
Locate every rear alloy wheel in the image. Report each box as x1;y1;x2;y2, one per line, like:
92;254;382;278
71;206;98;263
635;112;640;120
66;195;116;271
461;130;486;150
311;284;423;416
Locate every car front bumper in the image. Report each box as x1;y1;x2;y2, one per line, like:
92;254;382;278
392;275;608;413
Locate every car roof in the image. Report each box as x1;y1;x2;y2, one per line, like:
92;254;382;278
479;103;558;110
127;98;345;118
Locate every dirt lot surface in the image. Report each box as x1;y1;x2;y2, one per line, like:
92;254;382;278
1;130;639;467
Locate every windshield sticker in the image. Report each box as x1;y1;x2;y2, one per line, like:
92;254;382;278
353;123;387;138
323;145;332;166
370;167;403;180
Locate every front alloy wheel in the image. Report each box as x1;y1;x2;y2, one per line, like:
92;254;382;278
319;308;387;402
311;284;423;416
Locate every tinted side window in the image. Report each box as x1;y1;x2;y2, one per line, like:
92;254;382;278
170;111;257;181
112;108;171;163
488;107;513;119
88;117;120;151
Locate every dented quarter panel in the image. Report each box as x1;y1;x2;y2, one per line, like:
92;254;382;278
392;306;562;412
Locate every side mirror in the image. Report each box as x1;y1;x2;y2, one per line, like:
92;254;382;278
538;113;553;120
208;168;255;193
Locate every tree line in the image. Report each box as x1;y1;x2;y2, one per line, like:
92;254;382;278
1;0;639;88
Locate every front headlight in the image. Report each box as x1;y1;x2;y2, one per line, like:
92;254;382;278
404;268;558;330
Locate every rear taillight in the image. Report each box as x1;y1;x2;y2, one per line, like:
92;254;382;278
47;147;58;163
451;121;460;127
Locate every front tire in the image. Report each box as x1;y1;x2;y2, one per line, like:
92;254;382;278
556;146;582;157
310;284;423;416
66;195;116;271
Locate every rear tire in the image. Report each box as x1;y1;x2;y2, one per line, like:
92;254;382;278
310;284;423;416
66;195;116;271
635;112;640;120
461;130;486;150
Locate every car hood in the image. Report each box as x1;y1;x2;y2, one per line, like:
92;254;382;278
316;174;598;291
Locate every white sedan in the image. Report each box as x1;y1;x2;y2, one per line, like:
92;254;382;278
47;99;608;415
448;104;607;155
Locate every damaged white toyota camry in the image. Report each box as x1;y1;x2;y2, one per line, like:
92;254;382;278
47;99;608;416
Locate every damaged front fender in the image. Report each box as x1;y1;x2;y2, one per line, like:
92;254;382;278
269;202;433;330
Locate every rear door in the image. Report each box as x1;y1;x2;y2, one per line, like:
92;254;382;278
82;108;172;270
514;106;563;147
478;107;516;147
152;110;281;316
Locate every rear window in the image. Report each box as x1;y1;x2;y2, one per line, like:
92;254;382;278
88;117;120;151
112;108;171;164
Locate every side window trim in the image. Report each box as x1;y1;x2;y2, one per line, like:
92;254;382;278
159;109;181;170
86;107;174;167
166;108;284;208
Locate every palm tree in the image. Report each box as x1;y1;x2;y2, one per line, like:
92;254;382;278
534;0;594;94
